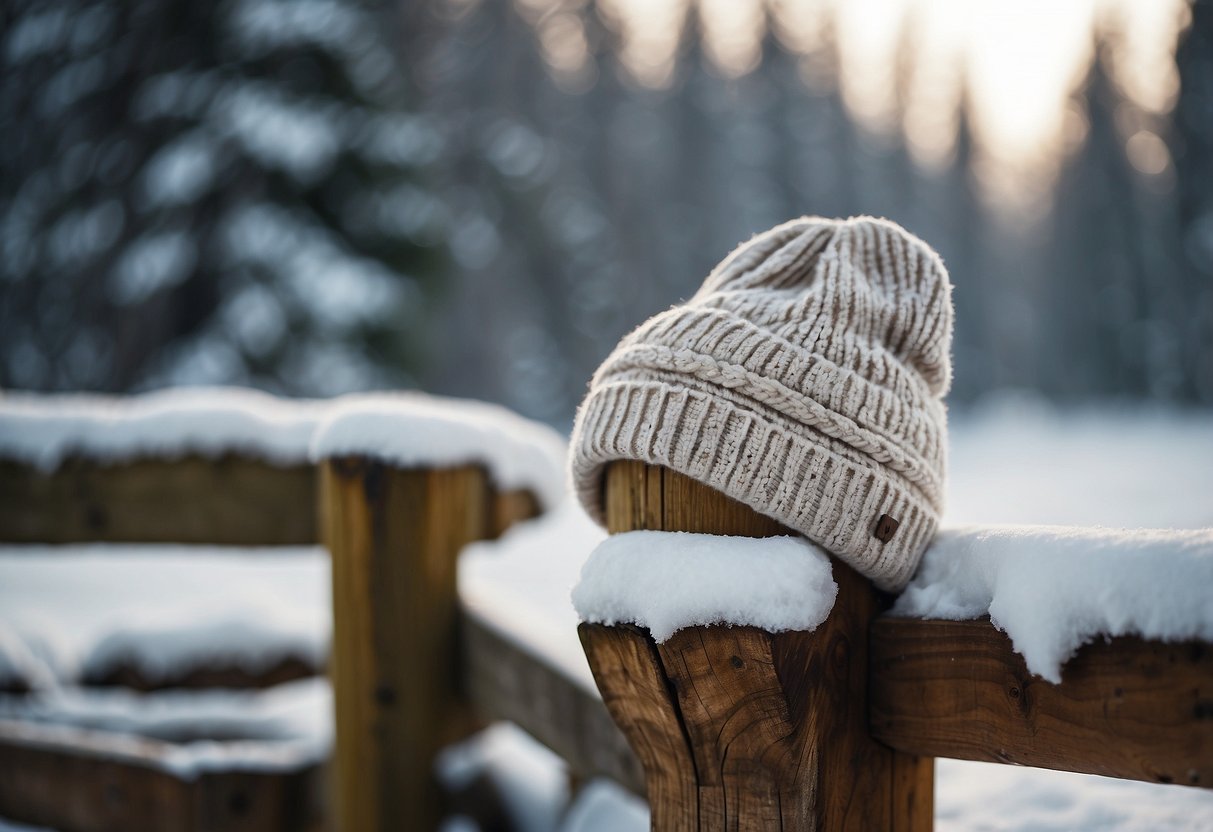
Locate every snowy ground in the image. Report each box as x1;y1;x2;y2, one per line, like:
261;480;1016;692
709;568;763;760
1;403;1211;829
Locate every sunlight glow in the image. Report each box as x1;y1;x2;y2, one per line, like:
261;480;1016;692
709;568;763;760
597;0;689;88
523;0;1189;203
833;0;909;134
699;0;767;78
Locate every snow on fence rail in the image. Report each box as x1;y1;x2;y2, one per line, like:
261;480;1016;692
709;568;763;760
0;388;565;546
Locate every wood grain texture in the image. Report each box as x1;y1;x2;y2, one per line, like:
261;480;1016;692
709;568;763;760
0;720;323;832
580;622;700;828
0;457;316;545
585;460;933;830
870;616;1213;788
462;605;645;794
323;459;490;832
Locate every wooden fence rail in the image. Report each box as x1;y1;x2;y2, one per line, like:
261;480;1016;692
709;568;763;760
870;617;1213;787
0;457;316;546
0;450;544;832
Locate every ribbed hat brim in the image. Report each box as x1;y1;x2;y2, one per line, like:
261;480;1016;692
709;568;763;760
570;380;938;592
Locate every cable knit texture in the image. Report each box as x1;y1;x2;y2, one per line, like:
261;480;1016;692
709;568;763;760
569;216;954;592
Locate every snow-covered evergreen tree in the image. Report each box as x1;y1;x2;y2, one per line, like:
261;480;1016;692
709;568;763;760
1;0;445;395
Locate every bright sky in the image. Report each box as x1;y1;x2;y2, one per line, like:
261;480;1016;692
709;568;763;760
521;0;1190;201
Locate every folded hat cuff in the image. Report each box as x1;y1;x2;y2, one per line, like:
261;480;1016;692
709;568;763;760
570;380;937;592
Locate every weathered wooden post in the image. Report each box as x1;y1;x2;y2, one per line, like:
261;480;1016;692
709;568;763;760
322;458;490;832
579;460;933;831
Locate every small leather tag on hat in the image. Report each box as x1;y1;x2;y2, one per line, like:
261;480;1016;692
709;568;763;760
873;514;899;543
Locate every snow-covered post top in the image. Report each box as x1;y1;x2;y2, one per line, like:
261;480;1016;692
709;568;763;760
575;460;933;832
308;392;566;511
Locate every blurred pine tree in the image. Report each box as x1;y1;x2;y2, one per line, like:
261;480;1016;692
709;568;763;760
1;0;445;395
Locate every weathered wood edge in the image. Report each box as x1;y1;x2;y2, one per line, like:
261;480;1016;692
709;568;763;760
869;616;1213;788
0;456;317;546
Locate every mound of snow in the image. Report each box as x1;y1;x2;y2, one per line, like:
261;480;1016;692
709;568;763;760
310;392;567;509
934;758;1213;831
0;387;324;470
893;526;1213;681
436;722;570;832
0;386;568;508
572;531;837;642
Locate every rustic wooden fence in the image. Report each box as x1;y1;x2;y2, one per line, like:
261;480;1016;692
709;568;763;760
2;447;1210;831
0;449;539;832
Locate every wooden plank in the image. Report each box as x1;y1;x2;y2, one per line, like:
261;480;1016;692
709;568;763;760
0;719;322;832
870;616;1213;788
0;457;316;546
82;654;319;692
323;459;490;832
582;460;933;831
488;488;542;540
461;605;645;795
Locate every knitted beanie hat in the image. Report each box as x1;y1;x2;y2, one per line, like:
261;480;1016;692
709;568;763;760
569;216;953;592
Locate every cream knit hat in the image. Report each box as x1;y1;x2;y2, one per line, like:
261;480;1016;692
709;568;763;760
570;216;953;592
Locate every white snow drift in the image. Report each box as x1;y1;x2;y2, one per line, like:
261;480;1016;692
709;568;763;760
0;386;567;508
893;525;1213;682
0;387;323;470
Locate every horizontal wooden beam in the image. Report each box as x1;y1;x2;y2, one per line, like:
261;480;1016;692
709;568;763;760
869;616;1213;788
82;654;320;693
0;457;316;546
461;605;645;796
0;719;323;832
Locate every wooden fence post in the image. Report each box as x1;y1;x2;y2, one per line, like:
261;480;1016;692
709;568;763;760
579;460;934;831
322;458;490;832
